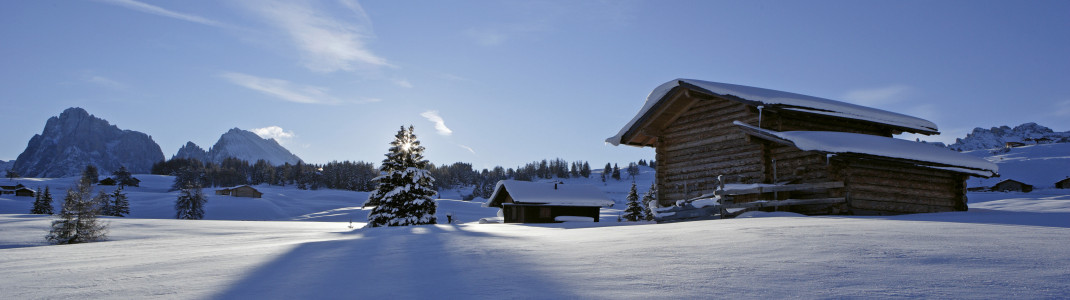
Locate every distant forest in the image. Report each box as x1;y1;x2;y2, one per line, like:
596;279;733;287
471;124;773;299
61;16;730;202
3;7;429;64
151;157;654;198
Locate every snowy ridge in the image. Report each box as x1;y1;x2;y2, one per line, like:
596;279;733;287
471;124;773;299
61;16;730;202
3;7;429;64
608;79;938;145
174;128;302;165
964;142;1070;188
12;107;164;177
948;122;1070;151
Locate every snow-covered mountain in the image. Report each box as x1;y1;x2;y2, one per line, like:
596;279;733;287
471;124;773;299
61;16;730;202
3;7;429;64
965;142;1070;189
175;128;302;166
0;160;14;174
948;122;1070;151
12;107;164;178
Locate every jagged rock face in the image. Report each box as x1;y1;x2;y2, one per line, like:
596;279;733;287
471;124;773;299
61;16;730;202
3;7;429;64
173;141;208;162
13;107;165;178
204;128;301;166
949;122;1070;151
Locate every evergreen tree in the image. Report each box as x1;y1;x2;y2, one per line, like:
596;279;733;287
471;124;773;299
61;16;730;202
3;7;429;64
95;190;112;217
81;165;99;185
31;186;54;215
581;161;591;178
175;181;207;220
623;182;643;221
367;125;438;227
612;163;621;181
109;187;130;217
46;177;107;244
5;169;19;179
642;182;657;221
112;166;138;188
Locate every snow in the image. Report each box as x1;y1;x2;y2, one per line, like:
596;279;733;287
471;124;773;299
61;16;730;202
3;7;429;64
736;121;999;177
1;188;1069;298
607;79;939;146
484;180;615;208
554;216;595;222
3;169;1070;298
962;142;1070;189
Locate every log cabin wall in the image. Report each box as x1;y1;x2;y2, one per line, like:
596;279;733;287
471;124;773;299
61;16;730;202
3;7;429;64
835;158;968;214
656;97;761;204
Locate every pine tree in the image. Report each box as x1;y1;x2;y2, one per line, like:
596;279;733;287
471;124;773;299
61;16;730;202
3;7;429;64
612;163;621;181
623;182;643;221
109;187;130;217
46;177;107;244
112;166;138;188
31;187;54;215
175;181;207;220
642;182;657;221
367;125;438;227
81;165;99;185
581;162;591;178
95;190;112;217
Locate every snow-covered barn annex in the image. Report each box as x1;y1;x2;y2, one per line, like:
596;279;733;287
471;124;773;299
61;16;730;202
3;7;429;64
607;79;999;216
484;180;615;223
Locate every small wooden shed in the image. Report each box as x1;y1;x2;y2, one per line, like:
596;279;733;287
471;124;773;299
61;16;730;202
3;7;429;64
992;179;1033;193
13;187;35;197
484;180;614;223
215;185;263;198
1056;178;1070;189
99;178;117;186
607;79;999;216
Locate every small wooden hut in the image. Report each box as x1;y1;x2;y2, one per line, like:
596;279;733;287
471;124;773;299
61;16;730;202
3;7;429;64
99;177;117;186
484;180;614;223
992;179;1033;193
607;79;998;216
215;185;263;198
1056;178;1070;189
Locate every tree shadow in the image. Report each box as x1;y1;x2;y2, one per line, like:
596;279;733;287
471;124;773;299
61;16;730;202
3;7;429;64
826;209;1070;229
212;224;581;299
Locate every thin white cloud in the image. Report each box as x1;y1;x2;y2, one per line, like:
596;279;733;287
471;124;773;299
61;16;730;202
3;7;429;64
458;144;475;154
842;85;912;107
82;74;128;91
393;79;414;88
220;72;375;105
252;126;296;144
420;110;453;136
95;0;224;27
239;0;389;72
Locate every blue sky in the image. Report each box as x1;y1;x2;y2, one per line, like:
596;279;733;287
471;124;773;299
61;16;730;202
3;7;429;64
2;1;1068;169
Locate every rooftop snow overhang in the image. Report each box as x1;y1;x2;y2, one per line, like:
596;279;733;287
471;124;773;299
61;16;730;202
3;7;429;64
606;79;941;147
734;121;998;178
484;180;615;208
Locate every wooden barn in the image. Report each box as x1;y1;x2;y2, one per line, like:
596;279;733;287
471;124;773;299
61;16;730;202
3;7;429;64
1057;178;1070;189
607;79;999;216
215;185;263;198
1;184;35;197
99;177;117;186
484;180;614;223
991;179;1033;193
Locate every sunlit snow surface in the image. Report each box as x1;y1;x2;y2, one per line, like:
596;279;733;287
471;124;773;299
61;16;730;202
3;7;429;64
2;173;1069;298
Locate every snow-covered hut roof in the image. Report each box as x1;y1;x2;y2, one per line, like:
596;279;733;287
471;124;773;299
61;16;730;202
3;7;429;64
484;180;615;208
607;79;940;146
734;121;998;178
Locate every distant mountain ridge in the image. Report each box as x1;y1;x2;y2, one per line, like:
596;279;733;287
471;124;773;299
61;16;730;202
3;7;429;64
12;107;164;178
948;122;1070;151
172;128;302;166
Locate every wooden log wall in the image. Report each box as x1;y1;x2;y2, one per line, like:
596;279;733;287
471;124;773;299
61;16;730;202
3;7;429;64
656;98;761;204
837;158;968;214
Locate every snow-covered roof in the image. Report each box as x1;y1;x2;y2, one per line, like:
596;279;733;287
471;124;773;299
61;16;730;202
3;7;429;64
735;121;998;177
484;180;615;208
607;79;940;146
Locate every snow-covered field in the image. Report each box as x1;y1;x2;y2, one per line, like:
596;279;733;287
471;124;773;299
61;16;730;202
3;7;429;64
2;168;1069;298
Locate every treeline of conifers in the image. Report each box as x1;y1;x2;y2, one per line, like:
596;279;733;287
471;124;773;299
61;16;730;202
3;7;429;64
150;158;655;196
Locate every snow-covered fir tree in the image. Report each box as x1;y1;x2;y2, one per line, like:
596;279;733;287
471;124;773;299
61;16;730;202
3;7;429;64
366;125;438;227
46;176;107;244
108;187;130;217
31;186;54;215
641;182;657;221
94;190;112;217
175;182;207;220
623;182;643;221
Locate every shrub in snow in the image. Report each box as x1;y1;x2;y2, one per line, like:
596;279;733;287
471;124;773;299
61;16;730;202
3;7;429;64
623;182;643;222
367;126;438;227
641;182;657;221
175;182;208;220
46;177;107;245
